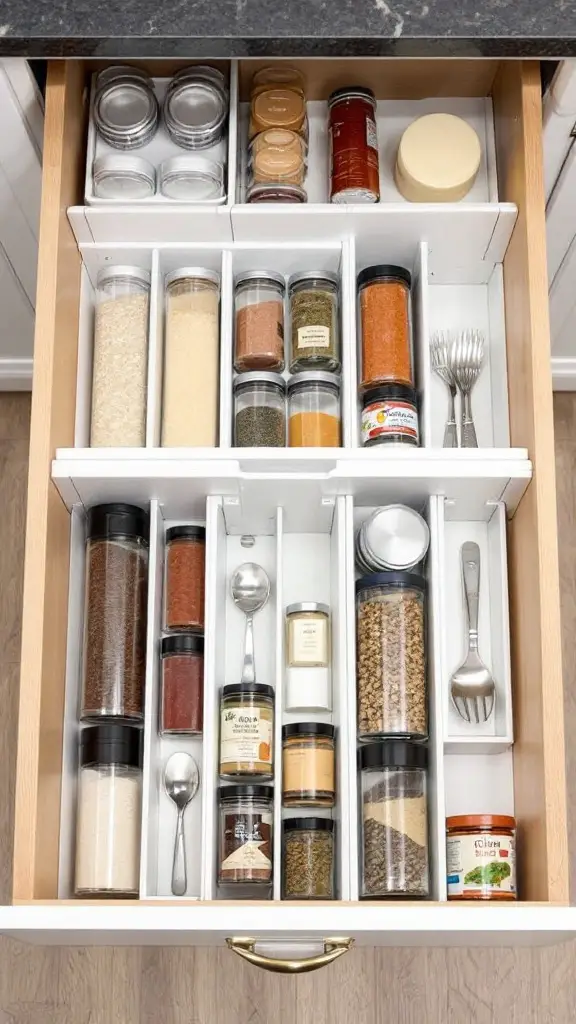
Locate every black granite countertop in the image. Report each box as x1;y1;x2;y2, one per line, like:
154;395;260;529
1;0;576;58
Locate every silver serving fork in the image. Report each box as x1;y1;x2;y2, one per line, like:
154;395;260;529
451;330;485;448
450;542;495;724
430;330;459;448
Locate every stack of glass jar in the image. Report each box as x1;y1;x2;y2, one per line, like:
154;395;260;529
246;68;308;204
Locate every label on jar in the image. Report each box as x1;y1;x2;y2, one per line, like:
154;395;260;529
289;618;328;666
297;325;331;349
361;399;419;445
220;811;272;878
366;117;378;151
220;707;272;769
447;833;516;896
283;746;334;796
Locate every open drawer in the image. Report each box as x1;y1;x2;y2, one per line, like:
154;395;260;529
5;58;576;960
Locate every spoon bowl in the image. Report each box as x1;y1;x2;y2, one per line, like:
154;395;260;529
230;562;270;684
164;752;200;896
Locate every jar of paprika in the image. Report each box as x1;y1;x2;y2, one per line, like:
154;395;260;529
328;87;380;204
164;525;206;632
357;265;413;390
160;634;204;735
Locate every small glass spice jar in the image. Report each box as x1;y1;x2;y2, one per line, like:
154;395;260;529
250;83;307;139
283;818;335;899
92;154;156;200
446;814;517;901
218;784;274;886
285;602;331;711
234;272;285;372
328;87;380;203
93;67;159;150
361;384;419;448
164;524;206;632
160;634;204;735
234;371;286;448
288;272;340;372
288;371;341;447
355;505;430;574
282;723;335;807
358;265;413;390
249;129;307;186
219;683;275;780
159;155;224;201
246;183;307;204
163;70;228;150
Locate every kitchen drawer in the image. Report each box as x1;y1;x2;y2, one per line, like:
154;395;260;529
4;58;576;961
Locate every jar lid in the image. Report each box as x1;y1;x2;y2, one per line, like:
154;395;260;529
233;371;286;391
288;271;339;291
286;601;330;616
80;723;143;769
359;505;430;571
159;155;224;201
284;817;334;832
171;66;227;90
218;784;274;800
357;264;412;290
166;524;206;543
95;66;153;92
94;79;158;135
164;78;227;134
359;739;427;771
287;371;341;391
93;154;156;200
362;383;418;405
97;265;151;288
87;503;149;543
162;634;204;655
222;682;275;699
282;722;335;739
246;183;307;204
165;266;220;289
252;66;306;92
328;86;376;108
235;270;286;290
446;814;516;830
355;570;426;593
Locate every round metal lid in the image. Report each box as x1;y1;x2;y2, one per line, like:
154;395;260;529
233;370;286;390
96;265;151;288
164;266;220;288
95;80;158;133
160;154;223;178
287;370;341;389
165;79;227;132
286;602;330;616
235;270;286;289
361;505;430;570
288;270;339;290
93;154;155;179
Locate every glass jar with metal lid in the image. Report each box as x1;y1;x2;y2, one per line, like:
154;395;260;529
355;504;430;573
93;67;159;150
328;87;380;203
159;155;224;202
234;372;286;448
288;371;341;448
235;271;285;372
92;154;156;201
288;271;340;372
249;129;307;186
246;182;307;204
251;66;306;98
163;70;228;150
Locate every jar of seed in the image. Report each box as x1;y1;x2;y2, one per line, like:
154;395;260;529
234;371;286;447
288;272;340;372
219;683;275;780
234;272;285;372
282;817;335;899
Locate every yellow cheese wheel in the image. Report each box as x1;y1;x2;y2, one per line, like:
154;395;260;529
395;113;482;203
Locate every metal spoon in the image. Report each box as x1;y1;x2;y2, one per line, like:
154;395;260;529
230;562;270;684
164;752;200;897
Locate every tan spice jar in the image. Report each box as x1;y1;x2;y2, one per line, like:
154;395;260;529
282;723;335;807
220;683;274;780
446;814;517;901
250;87;307;138
357;264;413;390
249;129;307;185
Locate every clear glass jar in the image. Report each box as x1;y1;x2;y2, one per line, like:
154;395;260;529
93;67;159;149
251;66;306;98
92;154;156;200
248;129;307;186
159;155;224;201
234;371;286;448
288;272;340;372
355;505;430;573
356;571;427;739
164;524;206;631
218;784;274;885
219;683;275;780
81;504;149;722
360;740;429;898
249;80;307;139
90;266;150;448
160;634;204;735
285;601;331;711
328;87;380;203
283;818;335;899
162;268;220;447
361;384;419;448
282;723;335;807
163;71;228;149
358;265;413;390
287;371;341;447
246;183;307;204
75;723;142;897
446;814;517;901
234;272;285;372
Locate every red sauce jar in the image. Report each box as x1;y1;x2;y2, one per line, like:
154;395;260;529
328;87;380;204
160;634;204;735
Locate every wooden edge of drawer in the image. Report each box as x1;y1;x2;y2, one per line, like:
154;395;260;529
493;61;569;903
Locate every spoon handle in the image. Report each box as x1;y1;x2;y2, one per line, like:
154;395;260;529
241;612;256;684
171;806;187;897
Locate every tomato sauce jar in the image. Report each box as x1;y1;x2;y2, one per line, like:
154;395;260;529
446;814;517;900
328;87;380;204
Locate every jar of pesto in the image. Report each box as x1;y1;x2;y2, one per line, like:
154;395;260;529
288;272;340;372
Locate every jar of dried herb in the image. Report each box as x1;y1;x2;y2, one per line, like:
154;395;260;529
218;784;274;885
234;371;286;448
219;683;275;780
288;272;340;372
160;633;204;735
282;818;335;899
164;524;206;632
358;265;413;390
234;271;285;372
282;723;335;807
81;503;149;722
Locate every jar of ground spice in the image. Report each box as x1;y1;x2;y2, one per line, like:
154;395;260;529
234;272;285;372
358;265;413;390
234;371;286;447
160;634;204;735
219;683;275;779
282;723;335;807
282;818;335;899
288;272;340;372
164;524;206;632
81;503;149;722
218;784;274;885
288;371;341;447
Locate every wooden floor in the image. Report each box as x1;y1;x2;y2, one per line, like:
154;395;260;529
1;393;576;1022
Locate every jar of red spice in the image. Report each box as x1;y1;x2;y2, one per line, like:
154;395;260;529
160;634;204;735
328;87;380;204
164;525;206;632
357;265;413;391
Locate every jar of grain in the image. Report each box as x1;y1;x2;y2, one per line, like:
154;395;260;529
164;524;206;631
288;272;340;372
282;818;335;899
282;723;335;807
219;683;275;780
162;268;220;447
81;503;149;722
234;371;286;448
356;571;427;740
357;265;413;390
90;266;150;448
218;784;274;886
287;371;341;447
160;634;204;735
234;271;285;372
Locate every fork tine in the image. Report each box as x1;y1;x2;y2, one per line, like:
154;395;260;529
472;698;480;724
482;696;488;721
458;696;471;723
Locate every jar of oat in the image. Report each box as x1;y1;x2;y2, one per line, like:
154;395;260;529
234;271;285;372
356;571;427;740
357;265;413;390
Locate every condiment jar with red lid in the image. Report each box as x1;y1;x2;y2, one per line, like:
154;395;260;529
446;814;517;900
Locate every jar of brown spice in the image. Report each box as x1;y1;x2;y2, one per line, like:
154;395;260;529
160;633;204;735
357;265;413;391
164;525;206;632
234;271;285;372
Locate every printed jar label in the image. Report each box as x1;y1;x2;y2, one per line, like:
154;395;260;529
361;399;419;444
289;618;328;666
297;325;331;350
220;707;272;768
283;747;334;795
221;811;272;876
447;833;516;896
366;117;378;151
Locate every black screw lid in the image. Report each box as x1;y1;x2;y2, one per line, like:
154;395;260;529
161;634;204;656
355;571;426;593
222;683;275;699
80;723;143;769
282;722;335;739
284;817;334;832
218;784;274;800
359;739;427;771
166;525;206;543
328;86;376;106
357;265;412;291
87;503;149;543
362;383;418;406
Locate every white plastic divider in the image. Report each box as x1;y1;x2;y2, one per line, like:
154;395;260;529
218;249;234;448
272;506;284;902
415;240;432;448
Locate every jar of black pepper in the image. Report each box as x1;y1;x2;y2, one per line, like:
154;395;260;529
234;371;286;448
282;817;335;899
81;503;149;722
288;272;340;372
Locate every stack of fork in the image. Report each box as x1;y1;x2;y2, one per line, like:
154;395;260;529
430;329;485;447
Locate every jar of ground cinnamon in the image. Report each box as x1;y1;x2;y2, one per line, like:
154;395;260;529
164;525;206;632
357;265;413;390
160;633;204;735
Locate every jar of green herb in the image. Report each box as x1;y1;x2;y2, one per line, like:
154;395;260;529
282;817;335;899
234;371;286;447
288;272;340;373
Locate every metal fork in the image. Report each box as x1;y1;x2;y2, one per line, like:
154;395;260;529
450;541;496;724
430;331;458;448
451;330;485;448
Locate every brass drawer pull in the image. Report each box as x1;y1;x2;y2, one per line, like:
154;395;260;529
226;936;353;973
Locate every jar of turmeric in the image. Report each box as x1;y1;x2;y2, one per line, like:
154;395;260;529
357;265;413;391
287;371;341;447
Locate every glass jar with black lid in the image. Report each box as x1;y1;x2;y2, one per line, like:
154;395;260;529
218;784;274;885
361;383;419;448
234;371;286;448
